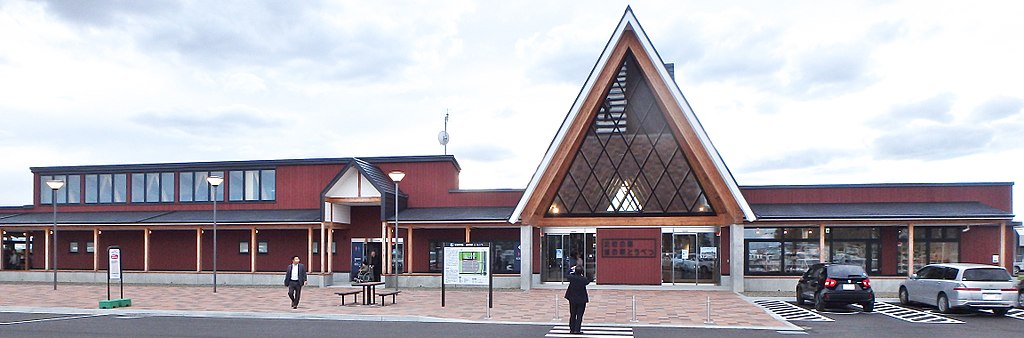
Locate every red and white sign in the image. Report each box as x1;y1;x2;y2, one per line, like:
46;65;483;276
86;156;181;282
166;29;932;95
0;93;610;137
109;248;122;280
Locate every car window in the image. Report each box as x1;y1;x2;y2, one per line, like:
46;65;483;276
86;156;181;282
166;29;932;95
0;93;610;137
826;265;867;278
942;267;958;280
917;266;936;279
962;268;1011;281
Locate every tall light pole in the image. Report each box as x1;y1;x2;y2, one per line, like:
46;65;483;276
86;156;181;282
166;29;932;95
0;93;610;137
387;170;405;289
46;179;64;291
207;175;223;293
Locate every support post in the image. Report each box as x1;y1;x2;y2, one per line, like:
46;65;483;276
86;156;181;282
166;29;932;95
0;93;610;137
195;228;202;272
144;228;150;272
907;223;915;276
250;228;257;273
520;225;533;290
729;224;744;292
93;228;100;271
818;224;826;263
327;226;334;273
1000;222;1007;270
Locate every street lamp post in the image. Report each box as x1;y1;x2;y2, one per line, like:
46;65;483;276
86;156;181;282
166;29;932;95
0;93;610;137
387;170;405;290
207;176;223;293
46;179;64;291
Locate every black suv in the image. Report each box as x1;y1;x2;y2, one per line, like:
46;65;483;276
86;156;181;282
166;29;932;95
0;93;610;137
796;263;875;312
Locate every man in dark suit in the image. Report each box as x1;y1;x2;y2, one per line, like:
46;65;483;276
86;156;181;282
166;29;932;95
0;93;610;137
284;255;307;309
564;265;591;334
368;250;381;282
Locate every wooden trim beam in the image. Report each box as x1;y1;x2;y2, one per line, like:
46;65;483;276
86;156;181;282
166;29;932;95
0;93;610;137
325;197;380;204
535;215;726;227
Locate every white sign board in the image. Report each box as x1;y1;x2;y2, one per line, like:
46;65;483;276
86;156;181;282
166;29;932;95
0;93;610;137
443;246;489;285
700;247;718;259
109;248;122;280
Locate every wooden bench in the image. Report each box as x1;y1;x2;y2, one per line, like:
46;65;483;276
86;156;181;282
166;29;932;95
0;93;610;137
376;290;401;306
334;290;363;306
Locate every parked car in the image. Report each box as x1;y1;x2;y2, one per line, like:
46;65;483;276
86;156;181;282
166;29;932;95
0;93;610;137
1018;279;1023;308
1013;261;1023;276
899;263;1017;316
796;263;875;312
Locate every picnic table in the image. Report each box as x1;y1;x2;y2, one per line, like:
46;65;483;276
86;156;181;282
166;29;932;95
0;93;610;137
351;281;385;305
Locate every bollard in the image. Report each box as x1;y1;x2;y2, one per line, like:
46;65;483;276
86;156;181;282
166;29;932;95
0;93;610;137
704;296;715;325
629;295;639;323
485;293;491;319
552;294;560;321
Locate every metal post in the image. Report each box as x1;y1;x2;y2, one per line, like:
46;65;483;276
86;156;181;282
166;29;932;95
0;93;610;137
630;295;639;322
212;187;218;293
393;181;399;290
51;188;58;291
704;296;715;325
552;294;560;321
485;292;491;319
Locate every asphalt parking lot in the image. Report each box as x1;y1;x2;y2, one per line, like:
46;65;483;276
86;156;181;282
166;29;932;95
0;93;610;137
755;299;1024;337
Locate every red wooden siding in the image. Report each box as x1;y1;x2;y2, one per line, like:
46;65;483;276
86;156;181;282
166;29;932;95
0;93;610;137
200;230;250;272
97;230;144;271
149;230;198;271
741;184;1013;212
595;228;662;285
58;230;93;270
409;228;463;273
254;229;308;272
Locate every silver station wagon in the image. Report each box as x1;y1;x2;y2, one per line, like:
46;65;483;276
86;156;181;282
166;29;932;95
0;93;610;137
899;263;1018;316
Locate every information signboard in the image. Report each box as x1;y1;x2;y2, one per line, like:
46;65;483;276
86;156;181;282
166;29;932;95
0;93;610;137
443;245;490;285
109;248;122;280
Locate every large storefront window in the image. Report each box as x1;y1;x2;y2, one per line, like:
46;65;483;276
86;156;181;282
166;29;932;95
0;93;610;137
826;227;880;275
745;227;819;275
898;226;960;274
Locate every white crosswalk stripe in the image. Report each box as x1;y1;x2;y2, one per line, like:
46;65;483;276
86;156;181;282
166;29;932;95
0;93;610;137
856;302;963;324
545;325;634;337
1006;308;1024;320
753;299;834;322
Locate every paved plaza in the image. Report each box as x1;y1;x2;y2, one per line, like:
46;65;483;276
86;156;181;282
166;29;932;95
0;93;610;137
0;283;793;330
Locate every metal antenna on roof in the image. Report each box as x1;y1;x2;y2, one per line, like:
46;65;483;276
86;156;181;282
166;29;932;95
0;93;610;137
438;110;450;155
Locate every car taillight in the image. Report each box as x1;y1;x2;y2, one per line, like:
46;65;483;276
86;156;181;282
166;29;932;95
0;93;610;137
1000;288;1017;292
824;278;837;288
953;287;981;291
861;278;871;289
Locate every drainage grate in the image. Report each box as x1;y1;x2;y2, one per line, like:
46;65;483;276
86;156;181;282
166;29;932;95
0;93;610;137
752;300;834;322
860;302;963;324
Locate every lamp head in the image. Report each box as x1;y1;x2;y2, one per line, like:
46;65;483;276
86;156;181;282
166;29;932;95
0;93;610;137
45;179;65;190
206;175;224;187
388;170;406;183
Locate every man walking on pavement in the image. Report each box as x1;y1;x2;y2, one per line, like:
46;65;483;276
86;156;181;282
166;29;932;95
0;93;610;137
285;255;307;309
564;265;591;334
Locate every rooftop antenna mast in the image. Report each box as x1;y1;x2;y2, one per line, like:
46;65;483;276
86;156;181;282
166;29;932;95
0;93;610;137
438;110;450;155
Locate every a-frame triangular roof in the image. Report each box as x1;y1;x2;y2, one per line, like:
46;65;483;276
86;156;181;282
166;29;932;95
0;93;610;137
510;7;755;226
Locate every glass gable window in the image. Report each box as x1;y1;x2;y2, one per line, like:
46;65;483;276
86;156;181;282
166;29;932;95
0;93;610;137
547;52;713;217
179;171;225;202
132;172;174;203
39;175;79;204
83;174;125;204
745;227;820;275
229;169;275;201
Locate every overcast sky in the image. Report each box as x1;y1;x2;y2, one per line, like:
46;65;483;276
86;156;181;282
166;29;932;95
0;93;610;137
1;1;1022;221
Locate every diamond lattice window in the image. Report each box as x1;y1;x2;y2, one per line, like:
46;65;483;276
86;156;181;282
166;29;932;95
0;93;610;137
547;52;714;217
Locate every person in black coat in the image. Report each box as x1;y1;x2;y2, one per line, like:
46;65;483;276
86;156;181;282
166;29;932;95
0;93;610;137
284;255;307;309
564;265;591;334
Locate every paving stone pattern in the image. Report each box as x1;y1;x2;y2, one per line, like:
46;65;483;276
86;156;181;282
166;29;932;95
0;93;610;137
0;283;789;328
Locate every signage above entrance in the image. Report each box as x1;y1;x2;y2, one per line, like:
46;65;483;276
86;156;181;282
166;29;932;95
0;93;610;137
600;238;657;258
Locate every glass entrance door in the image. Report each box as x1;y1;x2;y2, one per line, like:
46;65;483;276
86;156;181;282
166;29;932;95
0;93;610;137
662;230;719;285
541;231;596;283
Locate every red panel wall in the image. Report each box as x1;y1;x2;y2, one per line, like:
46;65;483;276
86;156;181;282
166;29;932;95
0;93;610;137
59;230;94;270
255;230;308;272
28;231;44;270
97;230;144;271
148;230;197;271
410;229;463;273
596;228;661;285
741;184;1013;212
959;226;1001;267
720;226;730;276
879;227;899;275
199;230;250;272
374;161;523;208
349;206;383;239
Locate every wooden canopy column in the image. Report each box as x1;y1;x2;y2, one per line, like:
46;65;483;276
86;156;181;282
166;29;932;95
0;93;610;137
320;222;326;273
144;228;151;272
195;228;202;272
406;227;414;274
250;228;257;273
907;223;915;276
819;224;826;263
464;225;471;243
327;227;334;273
307;227;313;273
1000;222;1007;269
45;228;51;270
93;229;100;271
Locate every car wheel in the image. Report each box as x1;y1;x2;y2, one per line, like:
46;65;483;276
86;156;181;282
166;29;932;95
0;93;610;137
1014;266;1020;276
814;291;826;311
862;302;874;312
937;294;952;314
992;308;1009;316
1018;293;1023;308
899;287;910;305
796;286;805;305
